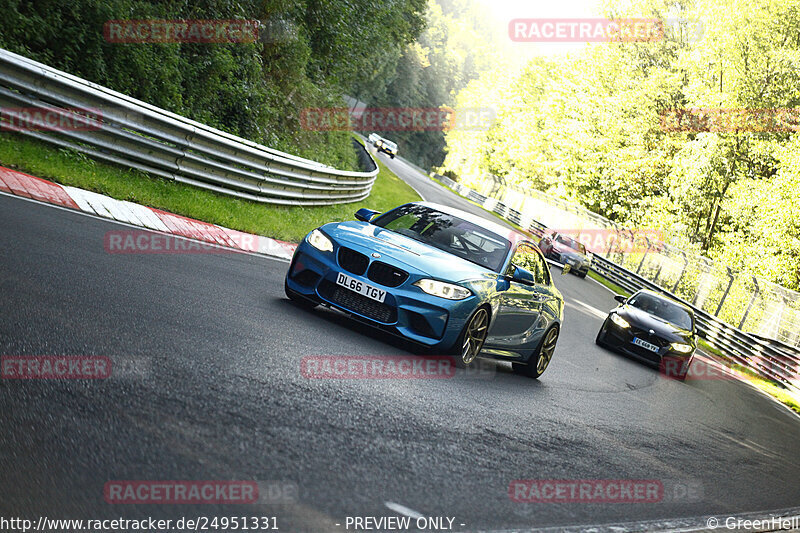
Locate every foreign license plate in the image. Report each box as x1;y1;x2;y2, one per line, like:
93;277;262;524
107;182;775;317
336;272;386;303
633;337;659;353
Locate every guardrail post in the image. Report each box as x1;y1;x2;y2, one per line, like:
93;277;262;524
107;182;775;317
738;277;760;330
605;224;622;257
671;251;689;293
714;267;735;317
489;173;505;199
652;251;666;285
636;238;652;275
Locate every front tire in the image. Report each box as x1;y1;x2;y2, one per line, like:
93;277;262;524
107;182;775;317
453;307;490;367
513;326;559;379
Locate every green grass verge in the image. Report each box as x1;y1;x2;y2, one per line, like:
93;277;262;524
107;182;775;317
696;338;727;360
586;270;630;297
730;364;800;414
0;132;420;242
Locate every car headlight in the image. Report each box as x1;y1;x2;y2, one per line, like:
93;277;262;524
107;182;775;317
670;342;693;353
413;279;471;300
610;313;630;328
307;229;333;252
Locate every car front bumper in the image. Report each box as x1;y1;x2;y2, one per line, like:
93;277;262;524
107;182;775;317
546;251;590;275
285;239;478;350
601;318;694;372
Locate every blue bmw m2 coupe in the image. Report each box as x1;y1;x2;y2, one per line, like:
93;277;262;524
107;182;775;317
285;202;564;378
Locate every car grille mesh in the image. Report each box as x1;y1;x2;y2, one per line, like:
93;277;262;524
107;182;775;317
338;247;368;275
367;261;408;287
630;328;671;347
318;280;396;323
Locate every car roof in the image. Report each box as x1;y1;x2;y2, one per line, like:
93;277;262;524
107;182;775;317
411;201;530;244
632;289;694;314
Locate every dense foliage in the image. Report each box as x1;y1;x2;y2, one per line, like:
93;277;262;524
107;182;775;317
0;0;426;169
440;0;800;290
351;0;510;168
2;0;797;291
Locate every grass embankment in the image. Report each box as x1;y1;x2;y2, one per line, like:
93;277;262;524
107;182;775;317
0;133;420;242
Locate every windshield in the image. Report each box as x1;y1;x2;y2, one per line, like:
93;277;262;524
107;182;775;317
374;204;510;271
556;234;586;254
628;293;693;330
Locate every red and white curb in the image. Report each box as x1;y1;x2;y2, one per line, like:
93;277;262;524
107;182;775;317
0;165;297;260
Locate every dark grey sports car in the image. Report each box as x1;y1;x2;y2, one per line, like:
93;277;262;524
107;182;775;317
595;289;696;379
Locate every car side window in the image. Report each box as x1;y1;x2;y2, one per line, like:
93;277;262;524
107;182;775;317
509;243;550;285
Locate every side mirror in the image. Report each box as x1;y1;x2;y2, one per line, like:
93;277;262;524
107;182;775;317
511;266;535;285
561;263;571;275
355;208;380;223
614;294;627;304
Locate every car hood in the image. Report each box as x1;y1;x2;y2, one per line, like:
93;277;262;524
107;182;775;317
617;306;694;343
321;221;495;281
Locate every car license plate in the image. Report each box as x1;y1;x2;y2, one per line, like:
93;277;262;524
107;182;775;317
633;337;659;353
336;272;386;303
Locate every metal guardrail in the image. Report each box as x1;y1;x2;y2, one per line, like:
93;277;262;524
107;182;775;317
0;48;378;206
434;174;800;393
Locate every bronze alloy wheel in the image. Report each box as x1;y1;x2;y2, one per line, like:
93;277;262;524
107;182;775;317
514;325;559;379
461;308;489;365
536;327;559;375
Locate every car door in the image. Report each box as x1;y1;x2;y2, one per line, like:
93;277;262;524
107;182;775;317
485;242;551;355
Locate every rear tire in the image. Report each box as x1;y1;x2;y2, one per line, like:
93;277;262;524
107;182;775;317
513;326;559;379
578;271;587;278
284;280;318;310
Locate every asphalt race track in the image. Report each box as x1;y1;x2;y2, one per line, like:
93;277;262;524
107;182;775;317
1;156;799;532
